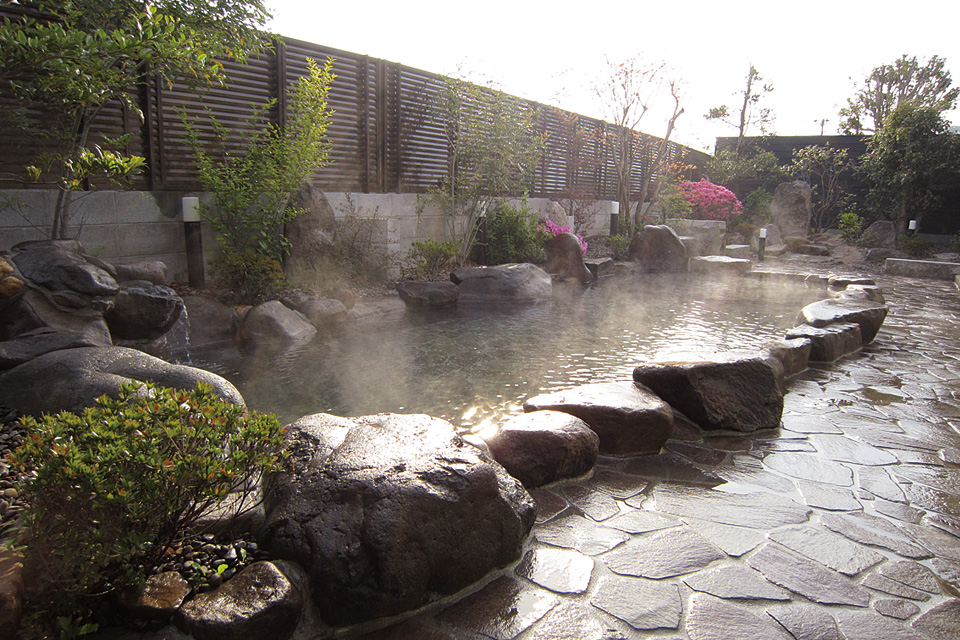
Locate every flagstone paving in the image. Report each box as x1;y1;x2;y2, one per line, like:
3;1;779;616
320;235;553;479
359;268;960;639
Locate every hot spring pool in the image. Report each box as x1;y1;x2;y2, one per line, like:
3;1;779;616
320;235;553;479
189;273;825;429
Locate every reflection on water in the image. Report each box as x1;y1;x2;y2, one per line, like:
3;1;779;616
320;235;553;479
188;275;823;427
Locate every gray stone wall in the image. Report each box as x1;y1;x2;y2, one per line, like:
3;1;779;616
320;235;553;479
1;190;216;282
2;190;618;282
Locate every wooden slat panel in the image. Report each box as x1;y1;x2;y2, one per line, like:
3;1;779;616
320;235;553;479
0;5;710;201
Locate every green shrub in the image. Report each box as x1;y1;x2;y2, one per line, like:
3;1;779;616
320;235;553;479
657;183;694;220
213;249;287;304
11;382;286;621
838;212;865;244
331;196;387;282
604;234;632;260
399;238;459;281
899;234;931;258
483;199;549;265
742;188;773;225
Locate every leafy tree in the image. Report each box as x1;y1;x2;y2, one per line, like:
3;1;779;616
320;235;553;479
184;57;335;298
839;54;959;134
859;103;959;234
633;79;686;230
423;76;546;266
0;0;270;239
706;65;775;156
705;147;787;197
594;56;666;235
551;108;602;234
789;144;857;232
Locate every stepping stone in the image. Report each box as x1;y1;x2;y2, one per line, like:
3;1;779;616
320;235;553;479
763;337;813;379
912;598;960;639
786;323;862;362
795;480;862;511
633;351;783;432
529;489;567;524
523;382;673;455
723;244;752;259
764;452;854;486
534;514;628;556
873;598;920;620
560;484;619;522
436;576;558;640
523;602;628;640
680;518;764;557
515;548;593;594
625;452;723;487
582;469;649;499
873;498;924;523
747;543;871;606
895;464;960;495
769;526;885;575
653;484;810;529
690;255;752;274
885;258;960;280
862;573;932;601
837;609;928;640
798;298;888;343
685;593;792;640
590;576;681;631
879;560;941;594
767;603;841;640
857;466;905;503
683;565;789;601
605;510;681;535
716;454;797;493
604;527;724;579
898;521;960;562
809;434;898;465
821;512;930;559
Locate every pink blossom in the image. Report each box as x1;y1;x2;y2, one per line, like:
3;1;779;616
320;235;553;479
541;219;588;255
676;180;743;222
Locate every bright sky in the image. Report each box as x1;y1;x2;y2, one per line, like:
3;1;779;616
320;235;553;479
267;0;960;154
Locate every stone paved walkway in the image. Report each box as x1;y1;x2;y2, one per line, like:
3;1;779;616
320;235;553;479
358;265;960;640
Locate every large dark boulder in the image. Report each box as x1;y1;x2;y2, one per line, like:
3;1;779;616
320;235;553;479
0;327;104;372
104;280;184;341
798;298;887;344
261;412;536;625
484;410;599;488
543;232;593;284
0;346;244;416
183;295;237;348
859;220;896;249
237;301;317;350
633;351;783;432
451;263;552;302
785;323;862;362
283;183;336;287
523;382;674;455
396;281;460;308
281;293;349;327
11;240;118;298
770;181;812;238
628;225;688;272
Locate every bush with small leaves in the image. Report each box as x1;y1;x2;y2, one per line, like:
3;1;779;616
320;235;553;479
11;382;287;623
400;238;460;281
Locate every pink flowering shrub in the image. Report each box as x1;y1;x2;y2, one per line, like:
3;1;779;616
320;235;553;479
676;180;743;222
541;219;588;255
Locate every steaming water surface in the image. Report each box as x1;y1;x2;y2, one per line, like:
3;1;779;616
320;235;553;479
198;275;823;430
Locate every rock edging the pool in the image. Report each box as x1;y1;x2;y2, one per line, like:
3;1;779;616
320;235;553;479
0;239;892;639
